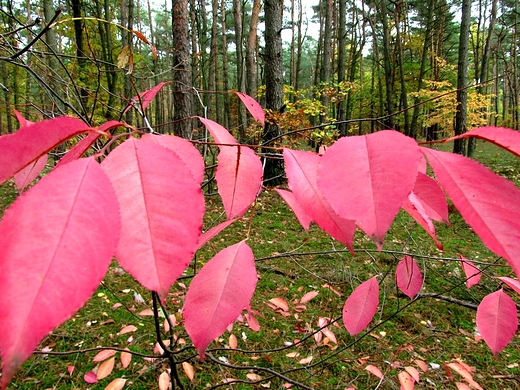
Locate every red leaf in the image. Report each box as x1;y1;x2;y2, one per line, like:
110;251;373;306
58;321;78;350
447;126;520;158
395;256;423;299
284;149;355;251
319;131;421;248
13;154;47;192
459;255;481;289
422;148;520;278
342;277;379;336
497;276;520;295
158;372;170;390
101;138;204;299
84;371;98;384
132;29;150;44
402;192;443;250
476;289;517;356
13;109;33;127
141;133;205;184
0;116;92;185
275;189;312;230
184;241;257;360
56;121;126;168
123;82;167;114
447;362;483;390
235;92;265;125
199;118;262;219
197;219;238;250
412;172;449;223
198;116;237;145
0;158;120;389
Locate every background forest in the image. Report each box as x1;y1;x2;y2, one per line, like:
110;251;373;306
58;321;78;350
0;0;513;149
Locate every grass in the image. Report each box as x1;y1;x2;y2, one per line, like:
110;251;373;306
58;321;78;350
1;139;520;389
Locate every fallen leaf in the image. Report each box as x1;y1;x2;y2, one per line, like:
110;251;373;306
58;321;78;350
414;359;428;372
118;325;137;335
93;349;117;362
398;371;415;390
182;362;195;381
120;348;132;368
298;356;313;365
365;364;383;379
139;308;154;316
300;291;318;304
268;298;289;311
97;357;115;380
229;334;238;349
67;366;74;375
158;371;170;390
405;366;420;382
104;378;127;390
247;373;262;381
84;371;98;384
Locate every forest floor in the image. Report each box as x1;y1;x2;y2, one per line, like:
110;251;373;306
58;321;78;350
1;139;520;389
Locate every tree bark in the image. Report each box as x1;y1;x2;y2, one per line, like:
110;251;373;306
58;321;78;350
453;0;472;155
379;0;395;129
263;0;284;184
246;0;261;98
172;0;193;138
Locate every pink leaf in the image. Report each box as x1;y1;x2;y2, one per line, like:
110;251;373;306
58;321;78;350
123;82;167;114
0;116;93;185
102;138;204;300
447;362;483;390
283;149;356;251
422;148;520;278
395;255;423;299
476;290;517;356
269;298;289;312
104;378;127;390
199;116;238;145
412;172;449;224
84;371;98;384
402;192;443;250
199;117;263;219
13;109;33;127
56;121;126;168
235;91;265;125
342;277;379;336
405;366;420;382
300;291;319;304
120;348;132;368
158;371;170;390
497;276;520;295
455;383;472;390
184;241;257;360
197;219;238;250
447;126;520;158
398;371;415;390
365;364;383;379
275;189;312;230
0;158;120;389
13;154;48;193
93;349;117;362
459;255;481;289
97;357;115;380
141;133;205;184
319;131;421;248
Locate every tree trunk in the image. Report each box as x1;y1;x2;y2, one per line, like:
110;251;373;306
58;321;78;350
121;0;134;124
453;0;472;155
379;0;395;129
263;0;284;184
172;0;193;138
246;0;261;98
221;0;231;129
233;0;247;139
410;0;434;139
394;1;409;135
320;0;333;123
337;0;347;135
